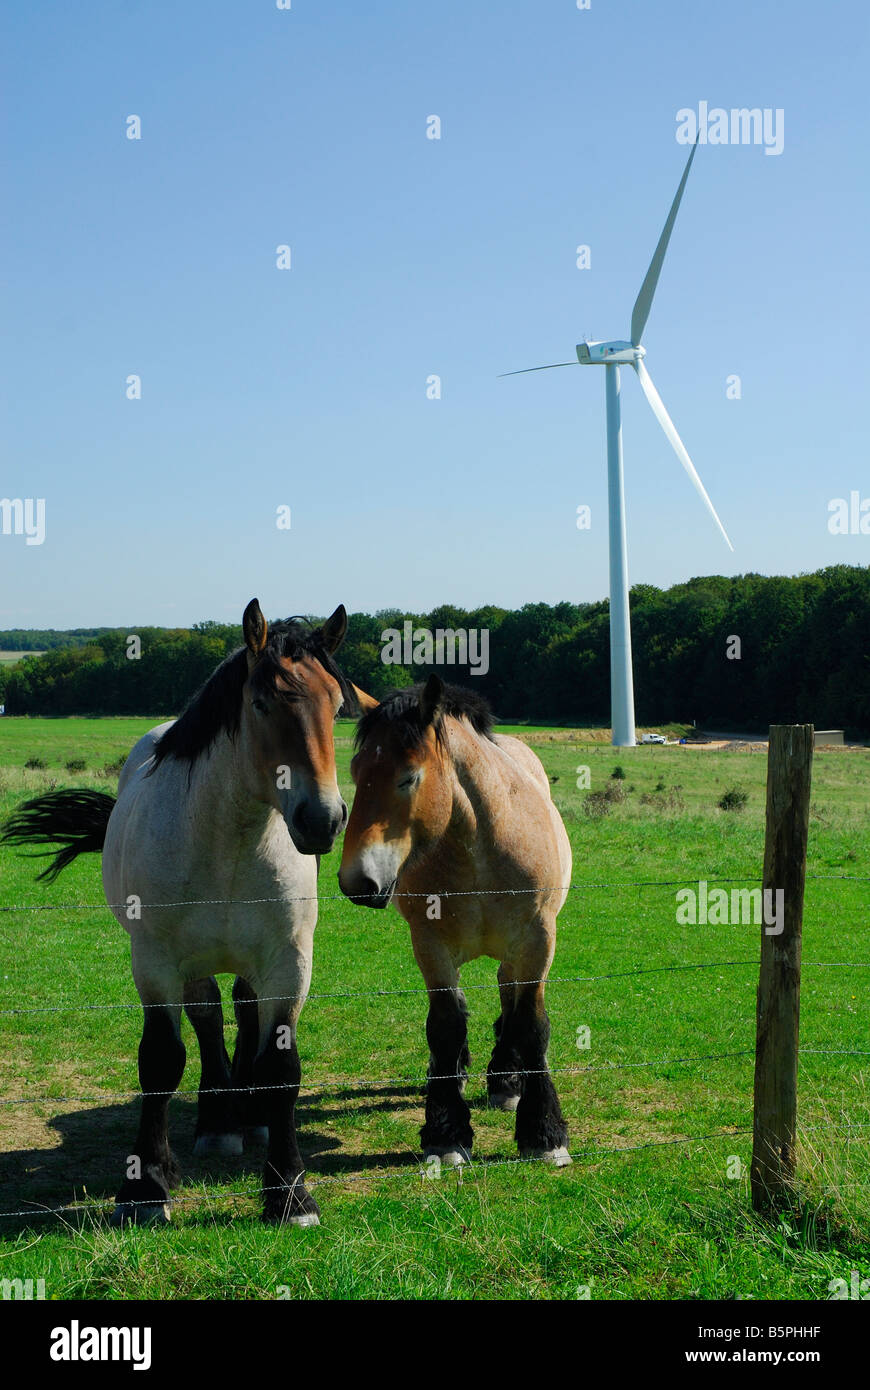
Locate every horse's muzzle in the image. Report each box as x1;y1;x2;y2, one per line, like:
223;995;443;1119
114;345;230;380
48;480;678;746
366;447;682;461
289;799;348;856
338;871;396;909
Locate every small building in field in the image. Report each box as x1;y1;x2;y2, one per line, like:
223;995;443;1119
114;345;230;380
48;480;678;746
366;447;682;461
814;729;844;747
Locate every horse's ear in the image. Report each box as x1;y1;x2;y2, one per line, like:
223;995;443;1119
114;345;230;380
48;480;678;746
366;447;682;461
351;683;379;713
419;673;444;728
318;604;348;654
243;598;268;657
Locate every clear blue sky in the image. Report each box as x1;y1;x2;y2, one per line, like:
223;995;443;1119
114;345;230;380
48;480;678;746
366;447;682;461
2;0;868;628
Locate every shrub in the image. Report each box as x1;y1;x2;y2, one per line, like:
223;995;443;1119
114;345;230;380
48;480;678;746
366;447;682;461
65;758;87;772
611;765;626;780
641;784;685;813
24;756;47;770
104;758;125;776
719;786;749;813
583;781;626;817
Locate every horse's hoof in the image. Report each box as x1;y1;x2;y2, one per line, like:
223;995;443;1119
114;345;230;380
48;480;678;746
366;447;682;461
487;1091;520;1112
546;1146;573;1167
194;1132;244;1157
109;1201;171;1227
262;1190;321;1227
287;1210;320;1228
244;1126;269;1146
423;1146;470;1168
523;1145;573;1168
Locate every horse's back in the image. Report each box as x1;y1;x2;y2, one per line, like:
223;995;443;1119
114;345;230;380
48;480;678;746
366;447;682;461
117;721;175;796
488;733;572;910
491;733;553;797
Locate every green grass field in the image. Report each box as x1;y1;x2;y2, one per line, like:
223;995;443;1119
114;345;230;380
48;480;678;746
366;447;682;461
1;716;868;1300
0;650;44;667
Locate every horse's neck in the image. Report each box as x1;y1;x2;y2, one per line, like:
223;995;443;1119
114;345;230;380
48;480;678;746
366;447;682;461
442;720;499;842
181;731;271;844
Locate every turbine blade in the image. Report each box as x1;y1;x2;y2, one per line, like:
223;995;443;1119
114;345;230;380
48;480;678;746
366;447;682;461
633;359;734;551
630;140;699;347
498;362;579;377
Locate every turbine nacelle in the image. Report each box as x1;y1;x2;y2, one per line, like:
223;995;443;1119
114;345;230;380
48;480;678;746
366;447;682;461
576;340;645;366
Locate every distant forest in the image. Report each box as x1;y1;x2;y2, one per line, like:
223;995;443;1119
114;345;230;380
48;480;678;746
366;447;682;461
1;565;868;734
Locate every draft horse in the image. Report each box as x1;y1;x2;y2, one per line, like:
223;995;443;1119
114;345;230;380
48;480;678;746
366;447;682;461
2;599;355;1225
338;675;573;1167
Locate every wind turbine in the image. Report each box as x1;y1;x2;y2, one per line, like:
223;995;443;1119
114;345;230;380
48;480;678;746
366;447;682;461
501;140;733;747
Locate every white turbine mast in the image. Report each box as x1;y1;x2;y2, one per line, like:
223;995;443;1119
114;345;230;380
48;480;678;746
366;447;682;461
501;139;733;747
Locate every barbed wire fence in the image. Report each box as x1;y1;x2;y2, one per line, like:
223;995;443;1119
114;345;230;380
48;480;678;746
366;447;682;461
1;861;868;1223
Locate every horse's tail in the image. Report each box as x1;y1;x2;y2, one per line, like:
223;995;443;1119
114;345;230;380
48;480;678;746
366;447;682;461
0;789;117;882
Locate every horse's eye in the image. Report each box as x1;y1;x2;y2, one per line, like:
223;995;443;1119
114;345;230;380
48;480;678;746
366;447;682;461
252;697;269;714
397;772;418;790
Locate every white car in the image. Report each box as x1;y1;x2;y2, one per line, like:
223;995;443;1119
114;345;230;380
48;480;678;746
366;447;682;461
641;732;667;745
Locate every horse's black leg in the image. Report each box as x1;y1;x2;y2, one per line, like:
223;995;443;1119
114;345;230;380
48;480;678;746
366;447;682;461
231;976;268;1141
111;1004;186;1225
183;977;242;1157
487;966;522;1111
420;987;473;1165
504;983;570;1164
254;1010;320;1226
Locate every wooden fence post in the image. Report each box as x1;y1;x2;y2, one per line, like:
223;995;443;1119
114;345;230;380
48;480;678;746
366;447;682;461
750;724;814;1212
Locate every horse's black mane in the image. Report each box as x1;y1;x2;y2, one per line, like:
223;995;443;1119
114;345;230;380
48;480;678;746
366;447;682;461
153;618;356;767
354;682;495;752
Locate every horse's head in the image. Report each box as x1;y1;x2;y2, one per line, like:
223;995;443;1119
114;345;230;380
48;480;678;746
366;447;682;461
338;675;452;908
241;598;351;856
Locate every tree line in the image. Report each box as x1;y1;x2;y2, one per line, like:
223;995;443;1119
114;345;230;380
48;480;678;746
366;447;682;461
1;565;868;734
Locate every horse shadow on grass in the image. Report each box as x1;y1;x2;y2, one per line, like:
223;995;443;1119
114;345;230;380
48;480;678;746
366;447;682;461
0;1085;426;1234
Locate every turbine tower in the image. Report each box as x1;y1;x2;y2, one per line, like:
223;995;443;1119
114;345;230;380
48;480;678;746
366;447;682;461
502;140;733;746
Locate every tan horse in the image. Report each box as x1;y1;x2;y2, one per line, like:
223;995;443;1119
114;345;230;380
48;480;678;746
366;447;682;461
339;675;573;1167
3;600;354;1226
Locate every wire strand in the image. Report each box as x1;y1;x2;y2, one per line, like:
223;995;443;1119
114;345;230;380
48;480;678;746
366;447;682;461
0;1049;758;1107
0;871;866;915
2;1047;866;1110
3;1120;870;1223
4;959;869;1019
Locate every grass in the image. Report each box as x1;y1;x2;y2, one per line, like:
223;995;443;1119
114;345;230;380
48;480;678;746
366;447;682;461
0;716;868;1299
495;720;695;743
0;650;45;666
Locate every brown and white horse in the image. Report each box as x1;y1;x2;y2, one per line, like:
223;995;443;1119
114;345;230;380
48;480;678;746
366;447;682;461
3;599;354;1225
338;675;573;1167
